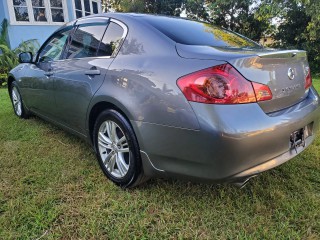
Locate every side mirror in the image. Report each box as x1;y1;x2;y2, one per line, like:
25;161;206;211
19;52;33;63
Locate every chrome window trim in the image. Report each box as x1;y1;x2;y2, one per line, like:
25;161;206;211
64;17;128;60
38;17;129;61
109;18;128;58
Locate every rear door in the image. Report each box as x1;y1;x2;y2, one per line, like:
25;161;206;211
52;18;127;134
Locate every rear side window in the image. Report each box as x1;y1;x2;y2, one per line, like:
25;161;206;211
144;16;261;49
66;24;106;59
97;22;124;57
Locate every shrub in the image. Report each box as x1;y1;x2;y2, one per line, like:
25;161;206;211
0;19;40;87
0;67;8;86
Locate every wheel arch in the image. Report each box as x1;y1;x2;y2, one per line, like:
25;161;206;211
7;75;16;97
88;98;157;182
87;98;135;145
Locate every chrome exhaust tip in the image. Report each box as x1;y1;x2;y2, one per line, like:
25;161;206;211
233;176;256;189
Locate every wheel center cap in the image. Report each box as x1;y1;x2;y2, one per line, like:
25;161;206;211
111;143;118;152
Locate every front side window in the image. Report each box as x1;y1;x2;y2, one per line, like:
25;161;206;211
38;28;72;62
66;24;106;59
98;22;124;57
10;0;67;24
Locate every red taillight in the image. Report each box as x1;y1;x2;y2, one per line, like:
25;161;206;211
252;82;273;101
177;64;272;104
305;69;312;89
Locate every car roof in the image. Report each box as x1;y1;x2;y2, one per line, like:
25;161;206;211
76;12;189;24
55;13;179;42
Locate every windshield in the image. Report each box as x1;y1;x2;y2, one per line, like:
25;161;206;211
144;16;262;49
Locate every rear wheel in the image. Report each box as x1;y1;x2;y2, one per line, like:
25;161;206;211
93;109;146;188
10;81;29;119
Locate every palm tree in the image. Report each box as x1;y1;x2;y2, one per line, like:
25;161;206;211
0;19;18;85
0;19;40;86
0;18;9;45
0;19;19;73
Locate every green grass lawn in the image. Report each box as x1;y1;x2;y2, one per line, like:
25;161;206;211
1;80;320;239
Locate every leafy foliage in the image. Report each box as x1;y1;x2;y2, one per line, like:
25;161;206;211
183;0;208;21
0;19;40;86
257;0;320;72
107;0;184;15
205;0;269;42
105;0;270;42
0;19;9;45
104;0;320;72
0;45;19;72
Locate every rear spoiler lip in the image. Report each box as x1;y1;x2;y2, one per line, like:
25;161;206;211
258;50;307;58
175;43;256;61
175;43;307;60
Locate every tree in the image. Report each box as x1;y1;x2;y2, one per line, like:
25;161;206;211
206;0;270;41
300;0;320;41
106;0;184;15
0;19;9;46
106;0;270;42
184;0;209;21
299;0;320;71
257;0;320;71
109;0;146;12
146;0;184;16
272;2;310;49
0;19;40;86
105;0;320;72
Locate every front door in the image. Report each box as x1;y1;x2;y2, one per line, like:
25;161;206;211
24;27;72;118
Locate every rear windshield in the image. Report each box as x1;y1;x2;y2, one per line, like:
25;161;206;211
144;16;262;49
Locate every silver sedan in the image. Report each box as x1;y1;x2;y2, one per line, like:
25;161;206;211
8;13;320;188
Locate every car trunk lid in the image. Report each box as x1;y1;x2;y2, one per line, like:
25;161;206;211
176;44;310;113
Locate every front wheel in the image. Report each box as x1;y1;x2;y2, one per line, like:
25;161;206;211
93;109;146;188
10;81;29;119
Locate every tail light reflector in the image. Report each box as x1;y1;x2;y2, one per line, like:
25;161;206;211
252;82;273;101
305;69;312;89
177;64;272;104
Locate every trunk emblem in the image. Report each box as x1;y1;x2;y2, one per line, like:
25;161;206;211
288;68;295;80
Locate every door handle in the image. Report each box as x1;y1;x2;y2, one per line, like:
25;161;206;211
85;69;101;76
44;71;54;76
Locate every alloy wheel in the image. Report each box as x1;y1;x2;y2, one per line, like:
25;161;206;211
97;120;130;178
11;87;22;116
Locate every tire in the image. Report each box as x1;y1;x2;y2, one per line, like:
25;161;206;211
93;109;146;188
10;81;29;119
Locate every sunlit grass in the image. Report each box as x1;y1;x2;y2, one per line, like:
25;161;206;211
0;80;319;239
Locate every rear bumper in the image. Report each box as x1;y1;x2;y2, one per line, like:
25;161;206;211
232;134;314;179
133;87;320;182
